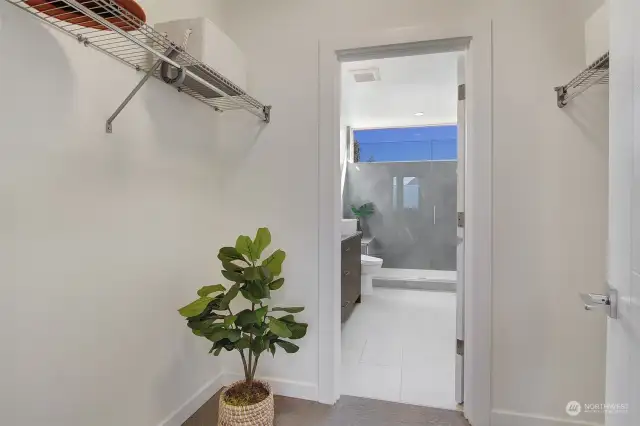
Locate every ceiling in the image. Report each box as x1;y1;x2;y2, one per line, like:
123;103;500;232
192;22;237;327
341;52;460;129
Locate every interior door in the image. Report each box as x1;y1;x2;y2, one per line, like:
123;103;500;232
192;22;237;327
605;1;640;425
455;52;466;405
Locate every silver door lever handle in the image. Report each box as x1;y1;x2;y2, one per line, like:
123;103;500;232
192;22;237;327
580;288;618;319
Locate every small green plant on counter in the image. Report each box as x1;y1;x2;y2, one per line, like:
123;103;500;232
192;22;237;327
178;228;307;406
351;202;375;219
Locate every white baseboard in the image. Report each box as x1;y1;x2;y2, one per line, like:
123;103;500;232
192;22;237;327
158;372;225;426
223;372;318;401
491;410;603;426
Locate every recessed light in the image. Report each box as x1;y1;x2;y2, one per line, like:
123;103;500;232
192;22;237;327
414;112;424;117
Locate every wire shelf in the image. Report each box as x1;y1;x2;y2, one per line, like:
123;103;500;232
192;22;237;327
555;51;609;108
5;0;271;129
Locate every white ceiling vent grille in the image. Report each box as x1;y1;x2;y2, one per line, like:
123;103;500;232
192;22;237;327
350;67;381;83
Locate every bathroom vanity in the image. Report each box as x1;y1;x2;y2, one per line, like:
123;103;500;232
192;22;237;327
341;232;362;322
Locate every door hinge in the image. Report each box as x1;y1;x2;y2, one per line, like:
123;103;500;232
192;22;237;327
458;84;466;101
458;212;465;228
457;339;464;356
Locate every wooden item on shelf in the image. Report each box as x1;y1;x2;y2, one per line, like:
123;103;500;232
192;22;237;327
25;0;146;31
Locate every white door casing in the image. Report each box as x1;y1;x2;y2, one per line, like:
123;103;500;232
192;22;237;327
456;52;467;406
606;1;640;426
318;19;493;426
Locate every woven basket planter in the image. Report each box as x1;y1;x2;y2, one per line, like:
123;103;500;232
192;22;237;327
218;380;274;426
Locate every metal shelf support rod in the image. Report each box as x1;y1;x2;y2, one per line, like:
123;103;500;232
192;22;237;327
106;59;163;133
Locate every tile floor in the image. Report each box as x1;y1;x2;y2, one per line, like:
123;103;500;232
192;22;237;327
341;287;458;410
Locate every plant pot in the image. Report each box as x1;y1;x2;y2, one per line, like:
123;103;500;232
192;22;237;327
218;380;274;426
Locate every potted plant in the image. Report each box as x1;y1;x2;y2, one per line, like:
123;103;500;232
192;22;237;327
351;202;375;232
178;228;307;426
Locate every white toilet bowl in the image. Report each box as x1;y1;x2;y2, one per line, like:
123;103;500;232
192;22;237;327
361;254;383;295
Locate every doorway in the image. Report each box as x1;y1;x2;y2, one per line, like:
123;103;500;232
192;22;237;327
339;52;463;409
317;24;493;426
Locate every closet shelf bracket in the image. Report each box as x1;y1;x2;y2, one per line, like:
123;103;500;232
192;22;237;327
554;51;609;108
106;58;162;134
5;0;272;133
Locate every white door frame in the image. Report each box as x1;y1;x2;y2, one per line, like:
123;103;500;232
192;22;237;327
456;52;467;405
317;19;493;426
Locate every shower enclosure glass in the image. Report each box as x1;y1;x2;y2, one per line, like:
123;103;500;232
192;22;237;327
343;126;458;288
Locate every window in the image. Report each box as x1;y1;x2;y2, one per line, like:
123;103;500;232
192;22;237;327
392;176;420;210
354;125;457;163
403;177;420;209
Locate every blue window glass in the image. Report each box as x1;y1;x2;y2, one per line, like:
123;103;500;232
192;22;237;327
354;125;457;162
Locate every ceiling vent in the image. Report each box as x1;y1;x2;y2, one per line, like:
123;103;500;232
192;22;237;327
350;67;381;83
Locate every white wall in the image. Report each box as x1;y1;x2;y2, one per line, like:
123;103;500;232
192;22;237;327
341;53;459;129
0;1;228;425
220;0;608;425
490;2;608;425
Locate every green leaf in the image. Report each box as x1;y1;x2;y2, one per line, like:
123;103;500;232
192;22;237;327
243;324;266;336
197;285;226;297
207;329;230;343
218;247;248;264
222;261;243;273
235;235;255;260
227;329;242;343
272;307;305;314
236;336;251;350
178;297;213;317
187;319;219;332
243;267;261;281
287;323;308;340
214;346;223;356
269;278;285;290
207;294;230;313
255;306;268;324
259;267;273;284
219;284;240;310
252;228;272;259
261;250;286;276
240;288;262;304
269;343;276;356
193;329;204;336
236;309;258;327
251;336;267;355
262;281;271;300
224;315;237;327
278;314;295;322
247;280;267;299
275;340;300;353
221;270;244;283
268;318;293;338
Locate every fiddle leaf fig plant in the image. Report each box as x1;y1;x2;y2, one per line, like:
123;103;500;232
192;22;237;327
351;202;375;218
178;228;307;383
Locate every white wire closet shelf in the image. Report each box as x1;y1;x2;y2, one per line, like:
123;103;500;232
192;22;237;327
5;0;271;132
554;51;609;108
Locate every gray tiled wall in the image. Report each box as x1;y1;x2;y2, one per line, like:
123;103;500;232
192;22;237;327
344;161;457;271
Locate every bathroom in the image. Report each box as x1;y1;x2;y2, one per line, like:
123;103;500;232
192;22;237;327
339;52;462;409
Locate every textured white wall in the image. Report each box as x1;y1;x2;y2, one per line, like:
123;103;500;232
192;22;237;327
220;0;609;424
0;1;227;425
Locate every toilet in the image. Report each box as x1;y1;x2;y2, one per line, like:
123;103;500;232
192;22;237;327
361;254;383;295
